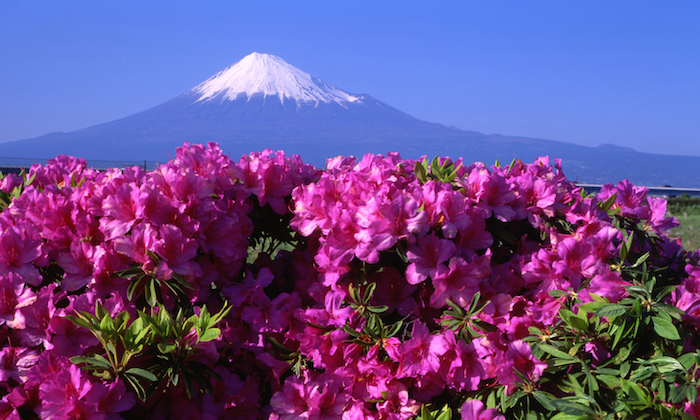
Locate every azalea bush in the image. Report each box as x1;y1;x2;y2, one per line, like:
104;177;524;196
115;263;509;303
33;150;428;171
0;142;699;419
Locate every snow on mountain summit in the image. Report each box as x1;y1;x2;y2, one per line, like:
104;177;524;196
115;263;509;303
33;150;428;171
191;52;361;105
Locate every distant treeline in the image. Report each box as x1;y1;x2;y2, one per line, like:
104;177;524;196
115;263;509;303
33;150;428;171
668;195;700;214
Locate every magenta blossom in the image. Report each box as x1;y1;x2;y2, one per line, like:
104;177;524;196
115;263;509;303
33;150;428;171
0;223;44;286
405;233;456;285
461;400;505;420
398;321;449;377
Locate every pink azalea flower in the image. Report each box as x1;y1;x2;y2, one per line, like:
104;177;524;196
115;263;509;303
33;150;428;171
369;267;418;316
38;364;96;420
375;380;420;420
17;285;58;349
0;173;22;194
0;399;21;420
0;223;44;286
460;165;517;222
57;241;96;292
434;187;470;239
645;196;679;232
598;180;649;220
0;346;39;384
99;182;140;240
351;355;393;400
494;340;547;386
84;378;136;416
429;255;491;308
237;150;299;215
136;183;180;226
398;321;449;377
440;330;485;391
460;399;505;420
151;224;202;282
405;233;455;285
0;273;36;327
241;292;301;334
270;374;350;419
322;290;353;328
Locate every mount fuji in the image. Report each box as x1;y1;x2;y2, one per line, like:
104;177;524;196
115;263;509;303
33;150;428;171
2;52;700;187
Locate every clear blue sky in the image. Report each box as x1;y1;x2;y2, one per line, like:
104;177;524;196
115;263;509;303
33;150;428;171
1;1;698;156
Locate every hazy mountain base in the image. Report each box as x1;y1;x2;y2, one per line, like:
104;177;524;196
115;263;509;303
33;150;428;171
2;95;697;187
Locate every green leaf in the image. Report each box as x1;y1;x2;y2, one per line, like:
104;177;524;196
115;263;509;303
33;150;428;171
446;162;462;183
386;320;403;338
24;171;36;187
621;379;648;404
653;316;681;340
157;343;178;354
619;239;628;264
631;252;650;268
170;272;195;290
343;325;362;338
538;343;577;360
598;192;617;211
550;400;595;416
125;367;158;382
65;315;96;331
199;327;220;343
686;385;698;406
582;363;599;392
467;291;482;313
670;383;687;404
627;286;649;300
430;155;441;176
445;298;465;316
95;302;109;320
472;319;499;333
550;414;588;420
505;157;517;174
348;283;360;305
366;305;389;313
678;353;698;370
414;161;427;184
596;374;621;389
486;391;497;409
123;374;148;401
567;314;589;332
595;304;628;319
146;277;158;307
70;354;113;369
435;405;452;420
532;391;556;412
363;282;377;303
594;368;620;375
117;267;145;279
127;275;144;301
652;356;685;373
548;290;569;298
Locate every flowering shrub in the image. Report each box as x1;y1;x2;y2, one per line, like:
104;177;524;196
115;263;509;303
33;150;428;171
0;142;699;419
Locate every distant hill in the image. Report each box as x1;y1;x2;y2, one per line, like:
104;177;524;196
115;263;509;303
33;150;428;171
2;52;698;187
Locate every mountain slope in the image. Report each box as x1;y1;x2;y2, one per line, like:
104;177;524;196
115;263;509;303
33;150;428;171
1;53;698;187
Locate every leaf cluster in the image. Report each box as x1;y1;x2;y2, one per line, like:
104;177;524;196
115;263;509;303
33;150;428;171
68;302;230;401
503;263;697;418
414;156;462;185
343;282;404;353
439;292;497;341
118;262;194;307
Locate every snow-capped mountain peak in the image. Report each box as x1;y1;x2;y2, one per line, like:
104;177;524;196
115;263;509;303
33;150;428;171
191;52;361;105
